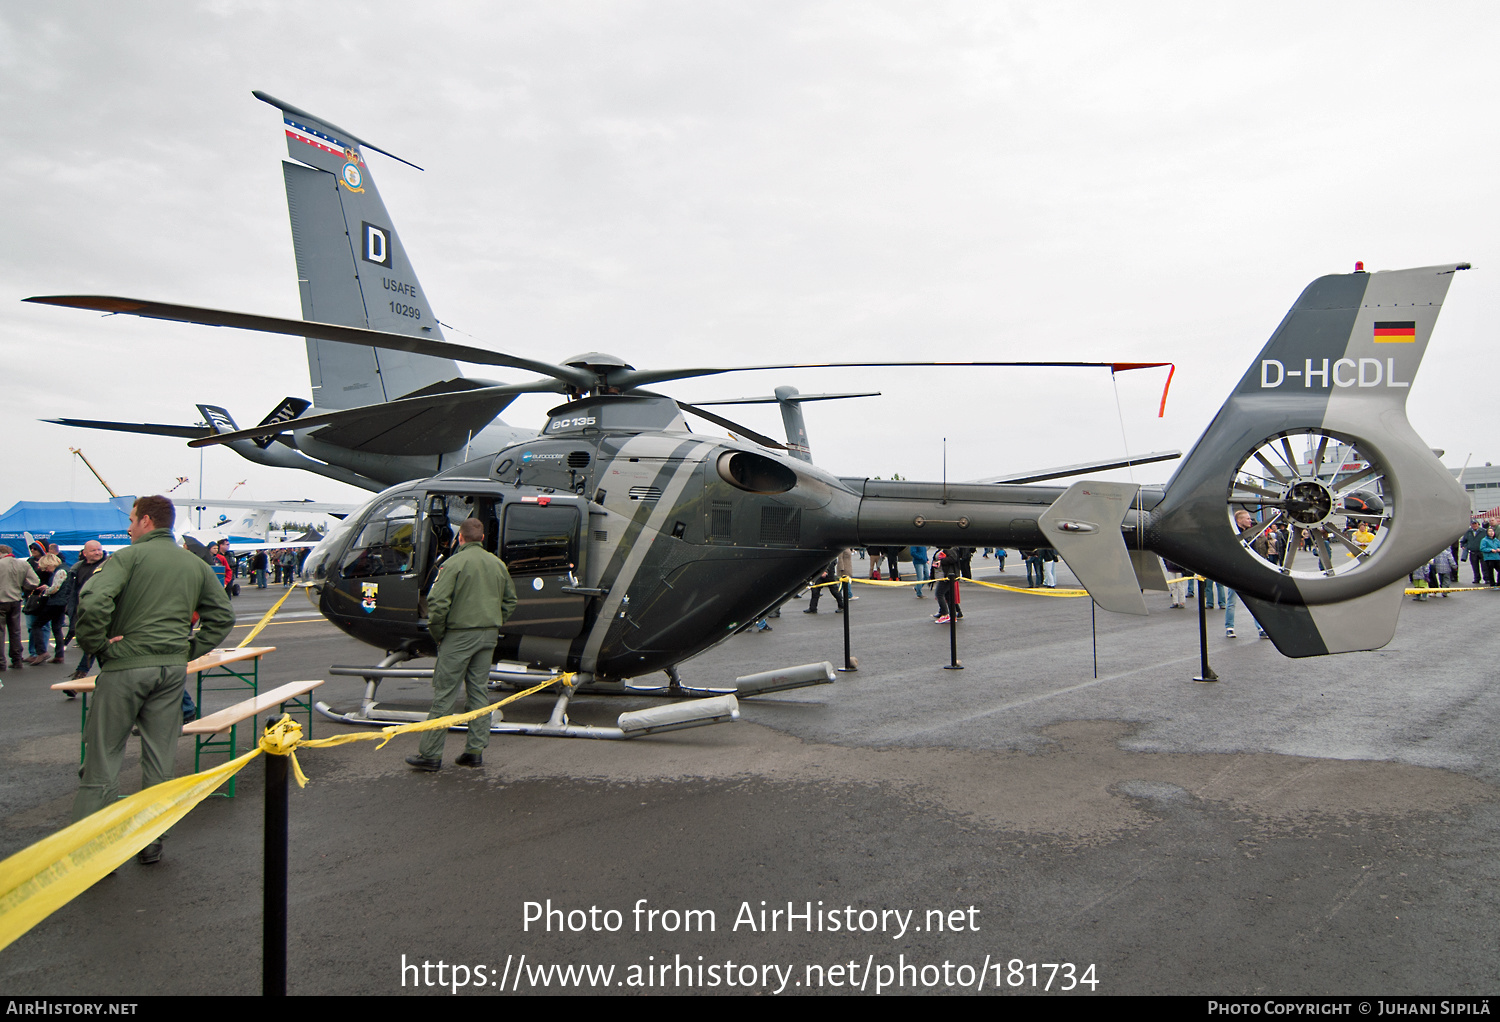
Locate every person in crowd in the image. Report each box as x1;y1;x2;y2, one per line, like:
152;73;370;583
1040;547;1059;588
1481;526;1500;587
24;542;45;658
66;540;109;682
0;545;39;671
1461;521;1486;585
1019;548;1038;588
804;557;845;614
1225;510;1268;638
932;547;962;624
26;552;68;664
910;545;930;598
885;547;902;583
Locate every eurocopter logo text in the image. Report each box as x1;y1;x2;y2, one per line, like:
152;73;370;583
1260;358;1409;389
521;452;564;463
362;222;391;267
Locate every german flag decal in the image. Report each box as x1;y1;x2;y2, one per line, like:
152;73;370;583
1373;321;1416;343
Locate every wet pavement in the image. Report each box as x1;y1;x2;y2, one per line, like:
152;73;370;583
2;562;1496;995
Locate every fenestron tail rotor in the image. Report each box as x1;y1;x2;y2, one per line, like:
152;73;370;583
1227;429;1392;581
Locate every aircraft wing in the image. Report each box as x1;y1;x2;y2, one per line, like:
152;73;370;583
201;540;320;553
183;378;559;455
171;498;358;515
298;378;535;456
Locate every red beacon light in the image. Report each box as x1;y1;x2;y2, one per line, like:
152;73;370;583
1354;261;1365;272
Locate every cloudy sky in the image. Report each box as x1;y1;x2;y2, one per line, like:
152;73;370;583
2;2;1495;513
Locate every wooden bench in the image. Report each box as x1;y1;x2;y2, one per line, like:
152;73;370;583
182;680;324;797
52;646;277;763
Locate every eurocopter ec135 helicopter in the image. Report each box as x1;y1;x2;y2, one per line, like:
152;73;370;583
29;95;1471;739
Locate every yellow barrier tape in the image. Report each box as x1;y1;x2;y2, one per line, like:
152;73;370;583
0;671;571;953
236;583;302;648
810;575;1088;598
1404;586;1490;594
0;748;258;954
961;577;1088;598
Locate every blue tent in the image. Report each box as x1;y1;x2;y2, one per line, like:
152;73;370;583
0;498;134;548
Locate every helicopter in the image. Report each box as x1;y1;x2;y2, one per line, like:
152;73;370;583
27;100;1471;738
31;259;1471;681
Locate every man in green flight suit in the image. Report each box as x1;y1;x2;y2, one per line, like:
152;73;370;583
406;517;518;772
71;495;235;864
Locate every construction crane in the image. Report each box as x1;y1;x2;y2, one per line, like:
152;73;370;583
69;447;118;499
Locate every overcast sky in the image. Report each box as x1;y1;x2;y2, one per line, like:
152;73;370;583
2;2;1495;513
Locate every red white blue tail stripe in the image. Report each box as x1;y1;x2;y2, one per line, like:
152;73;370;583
283;118;359;160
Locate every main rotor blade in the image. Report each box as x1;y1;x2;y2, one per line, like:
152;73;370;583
692;391;882;405
675;402;787;451
25;295;594;389
187;381;565;448
612;361;1171;390
973;449;1182;485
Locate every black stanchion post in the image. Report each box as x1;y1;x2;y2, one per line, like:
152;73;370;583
838;576;857;672
944;577;963;670
264;750;289;996
1091;600;1098;679
1193;578;1218;683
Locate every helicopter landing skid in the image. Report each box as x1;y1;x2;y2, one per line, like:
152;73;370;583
623;660;836;699
314;699;512;732
316;649;741;739
313;688;739;740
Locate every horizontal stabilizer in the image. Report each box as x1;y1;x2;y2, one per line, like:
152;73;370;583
1040;481;1147;616
44;418;209;440
253;90;422;170
1241;579;1406;657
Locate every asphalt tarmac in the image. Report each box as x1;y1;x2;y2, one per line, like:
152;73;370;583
2;559;1497;996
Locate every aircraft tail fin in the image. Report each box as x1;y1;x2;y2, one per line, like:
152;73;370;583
196;403;238;434
230;508;276;541
255;91;458;410
1146;263;1471;656
249;397;311;449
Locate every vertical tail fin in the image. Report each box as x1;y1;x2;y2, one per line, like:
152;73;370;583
1146;263;1471;655
254;91;459;409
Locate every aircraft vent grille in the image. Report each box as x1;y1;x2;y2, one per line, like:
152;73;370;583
710;501;732;539
593;530;608;542
759;506;801;545
628;486;662;502
568;451;591;468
